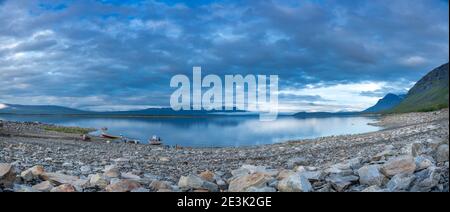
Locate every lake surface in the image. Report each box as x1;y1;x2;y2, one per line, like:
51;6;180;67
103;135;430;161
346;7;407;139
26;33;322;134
0;115;381;147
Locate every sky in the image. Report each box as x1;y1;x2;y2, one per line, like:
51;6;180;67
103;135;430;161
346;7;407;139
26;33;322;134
0;0;448;112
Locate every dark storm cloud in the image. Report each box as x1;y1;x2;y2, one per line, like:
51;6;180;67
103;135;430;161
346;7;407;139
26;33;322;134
0;0;448;111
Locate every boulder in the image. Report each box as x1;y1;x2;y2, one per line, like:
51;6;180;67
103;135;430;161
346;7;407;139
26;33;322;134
89;173;109;189
21;165;45;182
0;163;16;188
326;174;359;192
435;144;449;162
41;172;79;186
414;156;434;171
228;172;272;192
50;184;76;192
150;180;173;191
178;174;219;192
357;165;386;186
277;172;313;192
381;155;416;177
386;174;415;192
106;179;141;192
410;166;441;192
14;184;38;192
32;181;54;192
199;170;215;182
103;165;120;178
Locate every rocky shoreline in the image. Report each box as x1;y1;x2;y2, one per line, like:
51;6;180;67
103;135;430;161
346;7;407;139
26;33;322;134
1;109;449;192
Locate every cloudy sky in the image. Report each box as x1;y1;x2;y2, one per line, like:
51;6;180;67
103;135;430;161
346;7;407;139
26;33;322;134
0;0;448;112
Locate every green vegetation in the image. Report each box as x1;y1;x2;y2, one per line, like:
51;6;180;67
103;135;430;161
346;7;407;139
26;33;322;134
43;125;94;134
388;83;449;114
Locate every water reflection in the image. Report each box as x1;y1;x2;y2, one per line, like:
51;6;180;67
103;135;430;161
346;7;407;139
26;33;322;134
0;115;381;147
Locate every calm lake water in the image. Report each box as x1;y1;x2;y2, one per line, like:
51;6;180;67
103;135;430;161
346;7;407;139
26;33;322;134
0;115;381;147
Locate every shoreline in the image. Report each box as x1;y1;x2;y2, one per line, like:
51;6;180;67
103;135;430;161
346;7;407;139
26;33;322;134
1;109;448;192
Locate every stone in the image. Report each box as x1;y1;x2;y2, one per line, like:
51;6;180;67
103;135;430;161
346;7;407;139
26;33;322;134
72;179;90;192
178;174;219;192
326;174;359;192
29;165;45;177
41;172;79;186
103;165;120;178
0;163;16;188
121;172;141;180
89;173;109;189
199;170;215;182
150;180;173;191
287;157;308;169
14;184;38;192
32;181;54;192
298;170;323;182
50;184;76;192
386;174;415;192
435;144;449;162
381;155;416;177
361;185;384;192
277;172;313;192
357;165;386;186
414;156;434;171
410;166;441;192
246;186;277;192
106;180;141;192
20;169;34;182
228;172;272;192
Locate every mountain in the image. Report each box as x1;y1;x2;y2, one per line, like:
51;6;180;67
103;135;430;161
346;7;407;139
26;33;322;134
293;111;361;118
0;103;249;116
363;93;406;113
390;62;449;113
0;104;88;115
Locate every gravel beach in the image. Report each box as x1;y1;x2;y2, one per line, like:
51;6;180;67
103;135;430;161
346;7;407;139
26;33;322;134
1;109;448;192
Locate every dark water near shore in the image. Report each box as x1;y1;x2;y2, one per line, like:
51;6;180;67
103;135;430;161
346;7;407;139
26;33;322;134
0;115;381;147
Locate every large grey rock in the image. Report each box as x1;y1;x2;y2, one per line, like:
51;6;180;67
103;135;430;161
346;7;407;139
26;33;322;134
41;172;79;186
381;155;416;177
414;156;434;171
178;174;219;192
32;181;54;192
386;174;415;192
106;179;141;192
277;172;313;192
326;174;359;192
410;166;441;192
0;163;16;188
357;165;386;186
89;173;109;189
435;144;449;162
228;172;272;192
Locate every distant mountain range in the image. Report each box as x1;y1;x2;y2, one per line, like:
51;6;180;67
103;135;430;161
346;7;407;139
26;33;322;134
363;93;406;113
0;104;249;116
389;62;449;113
